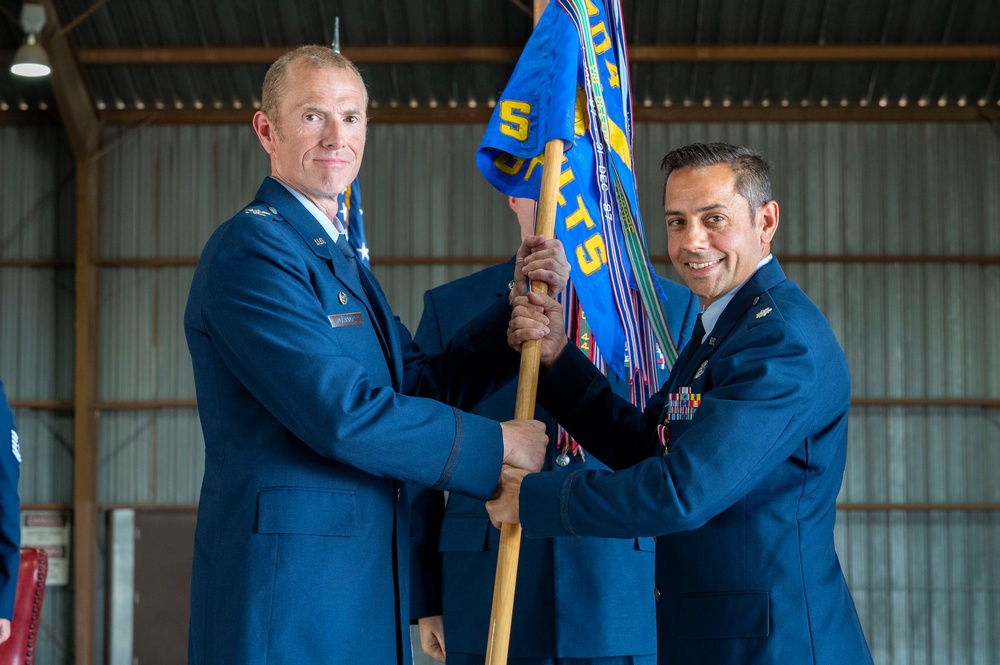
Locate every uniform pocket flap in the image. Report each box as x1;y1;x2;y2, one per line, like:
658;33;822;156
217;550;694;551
635;536;656;552
256;487;356;537
437;515;491;553
678;590;770;639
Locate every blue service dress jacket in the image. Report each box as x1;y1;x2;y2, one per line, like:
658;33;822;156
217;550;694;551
408;258;700;659
0;381;20;620
184;177;519;665
520;259;873;665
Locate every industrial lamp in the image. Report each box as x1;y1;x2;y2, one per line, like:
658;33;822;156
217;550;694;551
10;3;51;78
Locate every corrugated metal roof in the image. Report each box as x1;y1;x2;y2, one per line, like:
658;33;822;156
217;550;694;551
0;0;997;120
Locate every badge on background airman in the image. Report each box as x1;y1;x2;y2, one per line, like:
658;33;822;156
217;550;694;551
243;208;270;217
313;237;327;246
694;360;708;379
755;307;773;319
338;292;348;305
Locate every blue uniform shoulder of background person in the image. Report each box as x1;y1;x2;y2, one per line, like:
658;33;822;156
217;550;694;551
0;380;22;620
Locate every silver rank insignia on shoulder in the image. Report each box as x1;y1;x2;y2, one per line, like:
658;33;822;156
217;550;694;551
694;359;708;379
243;208;270;217
755;307;773;319
313;237;326;246
338;292;348;305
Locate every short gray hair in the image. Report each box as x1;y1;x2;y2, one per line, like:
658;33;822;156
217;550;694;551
260;45;368;123
660;142;773;219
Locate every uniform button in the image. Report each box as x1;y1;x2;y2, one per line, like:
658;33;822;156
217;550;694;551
396;487;401;501
267;206;277;214
654;587;661;602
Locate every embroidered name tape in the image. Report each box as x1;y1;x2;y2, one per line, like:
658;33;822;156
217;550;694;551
329;312;364;328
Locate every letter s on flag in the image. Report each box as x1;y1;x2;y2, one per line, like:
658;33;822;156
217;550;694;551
499;100;532;142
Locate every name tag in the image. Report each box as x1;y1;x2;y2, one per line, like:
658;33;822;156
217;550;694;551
329;312;364;328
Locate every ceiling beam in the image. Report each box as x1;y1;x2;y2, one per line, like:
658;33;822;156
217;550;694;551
38;0;101;159
3;103;998;126
76;45;521;65
84;104;999;125
71;43;1000;66
626;44;1000;62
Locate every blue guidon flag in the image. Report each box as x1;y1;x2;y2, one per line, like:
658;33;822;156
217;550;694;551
336;177;370;267
477;0;677;407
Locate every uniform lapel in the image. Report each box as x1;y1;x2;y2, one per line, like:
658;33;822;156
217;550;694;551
355;264;402;385
254;178;399;382
255;179;370;306
667;259;788;391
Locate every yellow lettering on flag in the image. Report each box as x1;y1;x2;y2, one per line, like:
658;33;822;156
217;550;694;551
573;87;589;137
605;60;620;89
591;21;611;54
565;194;606;274
585;0;599;17
494;154;525;176
499;100;532;141
607;117;632;170
577;234;608;275
565;195;596;231
523;154;546;182
557;164;575;206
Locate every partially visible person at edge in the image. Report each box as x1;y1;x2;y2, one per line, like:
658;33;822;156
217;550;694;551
490;142;874;665
409;196;700;665
184;45;561;665
0;380;21;645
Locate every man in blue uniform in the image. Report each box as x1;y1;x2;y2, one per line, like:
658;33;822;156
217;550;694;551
410;196;700;665
0;380;21;645
491;143;874;664
184;46;551;665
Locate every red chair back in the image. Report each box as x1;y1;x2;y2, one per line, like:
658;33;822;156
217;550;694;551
0;549;48;665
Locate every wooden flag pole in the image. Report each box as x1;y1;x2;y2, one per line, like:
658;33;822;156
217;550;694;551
484;137;565;665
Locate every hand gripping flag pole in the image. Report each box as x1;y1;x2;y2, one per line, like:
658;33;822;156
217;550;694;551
480;1;668;661
484;138;563;665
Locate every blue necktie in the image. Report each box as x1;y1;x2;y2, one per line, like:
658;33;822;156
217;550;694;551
674;313;705;381
690;313;705;352
336;232;391;365
335;233;360;280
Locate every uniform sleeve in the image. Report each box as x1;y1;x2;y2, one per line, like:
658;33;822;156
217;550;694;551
522;318;817;539
407;289;447;620
0;383;21;619
189;219;504;499
536;346;662;470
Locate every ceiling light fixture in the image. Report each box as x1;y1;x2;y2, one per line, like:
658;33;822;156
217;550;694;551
10;3;51;78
